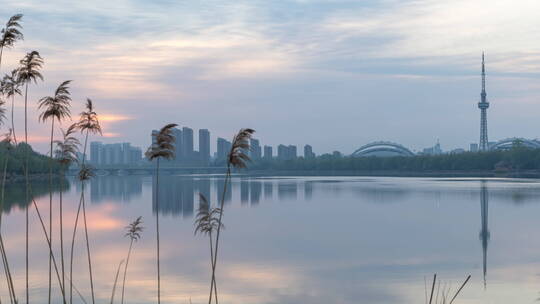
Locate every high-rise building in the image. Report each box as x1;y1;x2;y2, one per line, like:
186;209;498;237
277;144;288;160
217;137;231;161
90;142;103;164
103;144;114;165
130;147;142;163
151;130;158;145
422;141;442;155
304;144;315;159
470;143;479;152
122;143;131;164
288;145;297;159
172;128;183;161
277;144;297;160
478;53;490;151
263;145;272;160
199;129;210;165
182;127;194;161
91;141;143;165
112;143;123;164
250;138;261;160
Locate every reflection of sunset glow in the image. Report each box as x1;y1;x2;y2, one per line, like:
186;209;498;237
224;263;297;288
86;203;123;231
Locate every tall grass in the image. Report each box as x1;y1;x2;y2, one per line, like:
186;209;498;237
38;79;72;304
121;216;143;304
425;274;471;304
145;123;177;304
207;128;254;304
54;123;80;300
69;98;101;304
17;49;44;304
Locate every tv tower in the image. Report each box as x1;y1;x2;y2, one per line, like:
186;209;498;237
478;53;490;151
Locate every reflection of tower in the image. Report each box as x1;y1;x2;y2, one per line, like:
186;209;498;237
478;53;490;151
479;181;490;289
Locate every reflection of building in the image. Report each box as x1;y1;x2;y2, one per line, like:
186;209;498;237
215;178;232;204
152;176;219;217
250;180;262;205
479;181;490;289
240;179;249;205
263;181;273;199
304;181;313;200
90;176;143;203
278;181;297;201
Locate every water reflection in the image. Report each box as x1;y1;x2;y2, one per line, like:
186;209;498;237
1;180;65;212
83;176;540;219
2;176;540;303
480;182;490;289
90;175;142;203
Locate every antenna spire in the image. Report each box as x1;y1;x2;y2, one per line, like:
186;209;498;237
482;52;486;93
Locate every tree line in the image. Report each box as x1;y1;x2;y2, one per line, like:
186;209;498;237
247;147;540;172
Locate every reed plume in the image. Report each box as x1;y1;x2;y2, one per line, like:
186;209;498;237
120;216;143;304
195;194;222;304
0;98;5;126
0;14;24;72
17;50;43;304
208;128;254;304
0;70;22;144
0;128;17;303
54;123;80;296
39;79;72;304
70;98;101;304
145;123;177;304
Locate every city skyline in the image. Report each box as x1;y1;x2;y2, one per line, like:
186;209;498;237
89;124;319;165
1;1;540;155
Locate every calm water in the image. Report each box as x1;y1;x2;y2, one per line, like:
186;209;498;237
2;175;540;303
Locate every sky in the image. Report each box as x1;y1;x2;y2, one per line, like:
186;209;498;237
1;0;540;155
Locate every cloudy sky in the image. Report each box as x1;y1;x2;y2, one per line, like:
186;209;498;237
1;0;540;154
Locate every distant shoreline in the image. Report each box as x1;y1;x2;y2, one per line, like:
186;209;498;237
59;169;540;179
242;169;540;178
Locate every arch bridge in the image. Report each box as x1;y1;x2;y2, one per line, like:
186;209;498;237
489;137;540;151
351;141;415;157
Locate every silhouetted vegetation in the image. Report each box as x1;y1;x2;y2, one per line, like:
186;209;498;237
0;141;61;175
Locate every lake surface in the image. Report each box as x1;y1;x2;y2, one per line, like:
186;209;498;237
1;175;540;303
